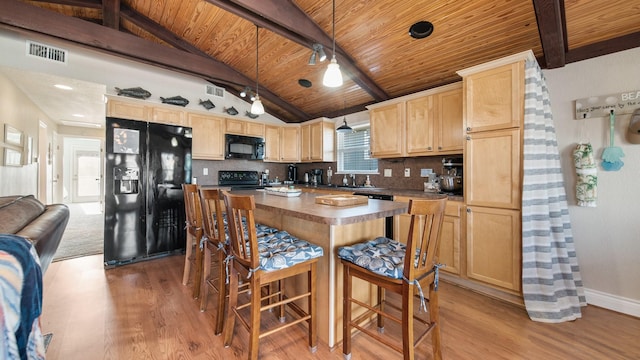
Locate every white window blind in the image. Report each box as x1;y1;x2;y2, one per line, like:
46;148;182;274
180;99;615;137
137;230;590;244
337;125;378;174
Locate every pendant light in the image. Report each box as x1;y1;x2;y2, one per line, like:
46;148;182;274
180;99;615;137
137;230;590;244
251;25;265;115
323;0;343;87
336;99;352;133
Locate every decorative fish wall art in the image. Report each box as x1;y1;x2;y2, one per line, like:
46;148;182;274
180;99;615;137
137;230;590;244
160;95;189;107
245;111;259;119
199;99;215;110
115;87;151;99
224;106;239;116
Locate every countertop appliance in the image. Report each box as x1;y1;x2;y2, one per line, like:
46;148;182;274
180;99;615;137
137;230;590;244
225;134;265;160
287;164;298;183
311;169;323;186
104;117;192;267
440;157;463;196
353;192;394;239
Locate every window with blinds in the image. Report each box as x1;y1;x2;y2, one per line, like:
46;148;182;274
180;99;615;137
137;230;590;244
337;125;378;174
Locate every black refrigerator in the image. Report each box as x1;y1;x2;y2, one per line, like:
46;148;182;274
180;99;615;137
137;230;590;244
104;117;192;267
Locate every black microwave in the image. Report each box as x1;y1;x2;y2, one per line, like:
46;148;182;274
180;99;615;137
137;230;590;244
225;134;265;160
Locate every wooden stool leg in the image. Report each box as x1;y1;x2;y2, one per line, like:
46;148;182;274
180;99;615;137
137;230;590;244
309;262;318;352
377;286;385;332
214;249;226;335
429;284;442;360
199;245;212;311
342;264;352;359
192;242;203;299
249;275;261;360
182;233;193;285
223;266;239;348
402;283;415;360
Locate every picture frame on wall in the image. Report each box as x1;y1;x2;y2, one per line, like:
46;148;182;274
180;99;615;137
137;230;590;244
4;125;23;146
3;147;22;166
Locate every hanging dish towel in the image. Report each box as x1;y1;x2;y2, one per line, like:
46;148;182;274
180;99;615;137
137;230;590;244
573;143;597;207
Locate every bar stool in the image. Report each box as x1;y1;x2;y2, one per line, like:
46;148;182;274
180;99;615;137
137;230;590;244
198;188;281;333
181;183;203;299
338;197;447;360
222;191;323;360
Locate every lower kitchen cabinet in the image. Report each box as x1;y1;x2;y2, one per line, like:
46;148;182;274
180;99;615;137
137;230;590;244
438;201;463;275
466;206;521;293
393;198;462;276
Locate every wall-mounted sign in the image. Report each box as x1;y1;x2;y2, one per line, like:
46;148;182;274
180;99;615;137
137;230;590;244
575;90;640;119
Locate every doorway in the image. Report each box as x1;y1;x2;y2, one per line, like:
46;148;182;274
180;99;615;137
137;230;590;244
73;149;101;202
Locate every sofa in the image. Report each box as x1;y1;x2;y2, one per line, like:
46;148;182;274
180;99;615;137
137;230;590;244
0;195;70;273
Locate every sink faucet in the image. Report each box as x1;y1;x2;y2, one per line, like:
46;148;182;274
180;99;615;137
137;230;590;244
351;174;356;187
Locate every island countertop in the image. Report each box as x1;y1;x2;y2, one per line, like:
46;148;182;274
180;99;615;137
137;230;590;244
228;189;409;225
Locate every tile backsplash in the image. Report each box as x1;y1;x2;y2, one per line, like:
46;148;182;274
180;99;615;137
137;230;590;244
193;155;460;191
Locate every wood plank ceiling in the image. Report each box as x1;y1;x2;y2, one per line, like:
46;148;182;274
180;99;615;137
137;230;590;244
2;0;639;123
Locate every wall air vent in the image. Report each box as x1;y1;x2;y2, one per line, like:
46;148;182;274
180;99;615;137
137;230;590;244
26;40;68;64
206;84;225;98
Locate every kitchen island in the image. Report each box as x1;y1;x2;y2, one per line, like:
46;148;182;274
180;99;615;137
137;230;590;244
228;189;408;348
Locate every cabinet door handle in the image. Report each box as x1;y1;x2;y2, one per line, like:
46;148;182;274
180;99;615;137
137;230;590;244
466;208;471;213
428;146;432;150
466;127;471;132
438;146;442;150
466;136;471;140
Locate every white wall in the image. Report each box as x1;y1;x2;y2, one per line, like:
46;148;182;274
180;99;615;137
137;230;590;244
544;47;640;315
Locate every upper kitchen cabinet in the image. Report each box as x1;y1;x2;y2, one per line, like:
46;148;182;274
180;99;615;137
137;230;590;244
225;118;265;137
280;126;300;163
264;125;300;163
368;83;463;159
369;102;404;158
435;87;464;152
149;106;186;126
106;97;147;121
189;113;224;160
301;119;335;162
462;61;524;133
264;125;281;162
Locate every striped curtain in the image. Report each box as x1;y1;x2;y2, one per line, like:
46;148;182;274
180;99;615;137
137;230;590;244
521;59;586;322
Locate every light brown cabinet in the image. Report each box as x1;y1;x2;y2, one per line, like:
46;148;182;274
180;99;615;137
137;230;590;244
393;197;463;275
280;126;300;162
225;119;265;137
457;51;531;297
464;62;524;133
264;125;281;162
466;206;521;292
301;120;335;162
107;98;147;120
149;106;186;126
190;113;224;160
369;83;463;159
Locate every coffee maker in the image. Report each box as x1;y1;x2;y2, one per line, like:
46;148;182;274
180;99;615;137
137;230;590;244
287;164;298;183
311;169;323;186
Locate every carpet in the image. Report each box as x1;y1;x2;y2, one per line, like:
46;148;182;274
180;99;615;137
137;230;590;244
53;202;103;262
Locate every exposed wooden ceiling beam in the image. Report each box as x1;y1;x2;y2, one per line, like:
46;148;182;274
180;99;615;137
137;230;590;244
207;0;389;102
102;0;120;29
118;4;306;120
566;31;640;64
27;0;101;8
0;0;310;121
532;0;567;68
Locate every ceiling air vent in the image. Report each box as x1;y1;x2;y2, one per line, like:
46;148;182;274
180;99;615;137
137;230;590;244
26;40;68;64
205;84;225;98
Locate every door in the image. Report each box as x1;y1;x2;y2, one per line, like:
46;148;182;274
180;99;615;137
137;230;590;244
73;149;101;202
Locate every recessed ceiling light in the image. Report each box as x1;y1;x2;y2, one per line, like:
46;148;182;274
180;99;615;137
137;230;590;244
54;84;73;90
298;79;312;88
72;114;85;118
409;21;434;39
61;120;101;128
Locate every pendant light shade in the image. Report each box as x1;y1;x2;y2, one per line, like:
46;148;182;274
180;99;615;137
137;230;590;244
323;0;343;87
336;118;352;133
251;25;265;115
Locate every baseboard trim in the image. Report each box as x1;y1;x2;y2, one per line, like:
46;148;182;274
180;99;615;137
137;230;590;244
585;288;640;318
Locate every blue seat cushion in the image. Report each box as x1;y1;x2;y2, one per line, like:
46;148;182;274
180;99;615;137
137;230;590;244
214;213;279;243
253;231;323;272
338;237;407;279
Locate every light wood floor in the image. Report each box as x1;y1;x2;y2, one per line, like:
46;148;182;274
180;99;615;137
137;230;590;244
41;254;640;360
